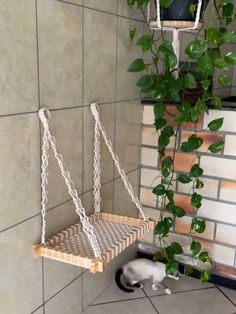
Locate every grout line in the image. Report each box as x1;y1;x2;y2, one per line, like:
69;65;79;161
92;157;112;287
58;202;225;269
90;295;149;306
42;258;45;313
55;0;146;23
217;179;221;199
213;222;217;241
43;272;83;305
216;286;236;307
142;288;160;314
30;304;44;314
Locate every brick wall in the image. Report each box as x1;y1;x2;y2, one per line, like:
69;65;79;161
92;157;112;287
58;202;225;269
139;103;236;279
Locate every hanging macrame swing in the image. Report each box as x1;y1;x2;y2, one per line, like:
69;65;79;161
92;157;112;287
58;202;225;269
33;103;154;273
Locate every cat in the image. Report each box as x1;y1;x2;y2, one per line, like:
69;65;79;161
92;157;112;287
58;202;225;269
115;258;180;295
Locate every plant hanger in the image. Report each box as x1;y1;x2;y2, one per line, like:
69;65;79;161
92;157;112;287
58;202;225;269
33;104;154;273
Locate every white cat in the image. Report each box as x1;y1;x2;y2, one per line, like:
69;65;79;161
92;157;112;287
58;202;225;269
115;258;180;295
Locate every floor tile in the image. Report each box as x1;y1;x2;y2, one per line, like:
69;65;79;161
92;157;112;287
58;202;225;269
143;275;214;297
151;287;236;314
219;286;236;305
83;298;157;314
92;282;145;304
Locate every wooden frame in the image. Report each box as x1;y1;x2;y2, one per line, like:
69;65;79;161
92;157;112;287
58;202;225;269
33;212;155;273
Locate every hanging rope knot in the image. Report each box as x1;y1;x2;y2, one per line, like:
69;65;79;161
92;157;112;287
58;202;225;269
90;103;100;122
39;108;51;130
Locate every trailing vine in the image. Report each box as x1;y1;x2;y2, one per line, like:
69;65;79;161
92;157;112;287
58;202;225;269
127;0;236;282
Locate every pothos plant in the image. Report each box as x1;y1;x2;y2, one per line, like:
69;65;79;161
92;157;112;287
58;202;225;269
127;0;236;282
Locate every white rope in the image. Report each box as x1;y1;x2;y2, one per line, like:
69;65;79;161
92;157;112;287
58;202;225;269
39;108;102;259
93;120;101;212
90;103;147;221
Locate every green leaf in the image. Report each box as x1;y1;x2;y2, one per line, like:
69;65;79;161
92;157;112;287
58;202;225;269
129;26;136;41
196;178;204;189
214;58;229;69
185;40;206;60
153;85;167;99
199;251;209;263
153;184;166;196
189;3;197;18
155;117;167;130
208;48;221;60
158;133;170;147
127;0;136;8
200;270;211;283
162;125;174;137
166;260;179;275
136;74;154;92
191;218;206;233
212;96;222;109
191;192;202;207
136;0;150;8
181;135;203;152
222;2;234;25
136;34;154;52
153;251;165;262
196;99;209;114
154;103;166;119
165;246;174;260
222;30;236;43
178;174;192;184
197;55;214;76
162;156;173;167
201;79;211;91
184;73;198;89
161;178;172;185
171;242;183;254
173;206;185;217
218;74;232;86
224;52;236;65
190;108;201;123
166;190;174;202
184;266;194;276
128;58;146;72
208;118;224;131
191;241;201;256
207;27;221;44
190;164;203;177
162;166;171;178
208;140;225;153
160;0;174;8
154;221;164;235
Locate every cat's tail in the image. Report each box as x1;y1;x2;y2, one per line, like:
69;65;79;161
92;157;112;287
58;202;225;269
115;268;134;293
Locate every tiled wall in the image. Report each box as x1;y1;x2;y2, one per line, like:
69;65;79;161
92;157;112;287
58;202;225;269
140;103;236;279
0;1;144;313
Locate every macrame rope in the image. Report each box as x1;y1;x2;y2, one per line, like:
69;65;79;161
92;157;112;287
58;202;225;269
39;108;102;259
93;120;101;213
90;103;147;221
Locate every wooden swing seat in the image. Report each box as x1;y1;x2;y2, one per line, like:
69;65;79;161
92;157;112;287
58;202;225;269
34;212;154;273
149;20;203;30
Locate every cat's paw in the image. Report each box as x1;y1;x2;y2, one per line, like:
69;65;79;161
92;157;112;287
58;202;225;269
165;288;172;295
152;284;159;291
139;283;144;289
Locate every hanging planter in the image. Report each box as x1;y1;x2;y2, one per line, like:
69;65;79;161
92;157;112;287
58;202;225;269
148;0;209;30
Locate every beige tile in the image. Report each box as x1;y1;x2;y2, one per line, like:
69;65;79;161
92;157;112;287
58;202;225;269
82;190;95;216
0;0;38;115
201;156;236;180
219;286;236;305
141;147;158;167
224;135;236;156
144;275;214;297
45;108;83;209
0;113;40;231
84;9;116;105
220;180;236;203
83;266;112;308
115;101;142;173
84;0;117;13
151;288;235;314
44;258;82;301
111;242;138;277
143;105;154;125
140;168;161;187
114;170;139;217
83;103;115;192
92;282;145;305
84;298;157;314
62;0;82;4
0;217;42;314
199;198;236;225
45;200;80;239
118;0;144;20
116;17;143;100
178;177;219;199
45;276;82;314
216;223;236;246
38;0;82;109
140;187;157;207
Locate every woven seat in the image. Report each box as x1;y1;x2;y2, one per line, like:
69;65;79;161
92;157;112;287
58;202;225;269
34;212;154;273
149;20;203;30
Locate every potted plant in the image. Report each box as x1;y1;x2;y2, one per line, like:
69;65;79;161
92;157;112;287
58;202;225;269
127;0;236;282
